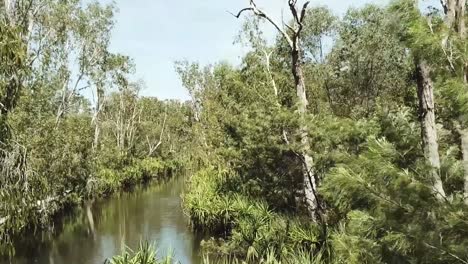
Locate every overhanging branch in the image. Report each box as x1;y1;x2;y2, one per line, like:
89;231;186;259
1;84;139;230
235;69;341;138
232;0;294;48
228;7;254;18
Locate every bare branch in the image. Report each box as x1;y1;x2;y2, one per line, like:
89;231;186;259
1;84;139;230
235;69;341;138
299;2;310;23
228;8;254;18
232;0;294;48
283;21;295;33
424;243;468;264
289;0;301;25
440;0;448;14
262;49;279;99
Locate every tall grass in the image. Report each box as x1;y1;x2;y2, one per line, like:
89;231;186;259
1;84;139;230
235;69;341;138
202;248;327;264
105;242;174;264
182;167;328;263
107;242;328;264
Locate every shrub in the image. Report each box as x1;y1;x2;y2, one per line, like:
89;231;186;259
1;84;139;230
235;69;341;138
106;242;173;264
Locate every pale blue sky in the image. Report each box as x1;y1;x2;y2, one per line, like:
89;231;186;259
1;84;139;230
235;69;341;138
105;0;436;100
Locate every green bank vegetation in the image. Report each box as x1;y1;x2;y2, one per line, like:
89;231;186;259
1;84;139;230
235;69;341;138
0;0;192;254
179;0;468;263
2;0;468;263
105;242;174;264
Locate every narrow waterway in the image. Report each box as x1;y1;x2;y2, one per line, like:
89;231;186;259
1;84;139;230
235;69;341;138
2;176;202;264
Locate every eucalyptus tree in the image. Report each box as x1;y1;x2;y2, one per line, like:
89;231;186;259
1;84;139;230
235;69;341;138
0;0;35;141
72;2;122;150
0;0;137;251
326;5;411;117
102;81;141;157
233;0;323;220
439;0;468;203
391;0;448;199
0;17;26;141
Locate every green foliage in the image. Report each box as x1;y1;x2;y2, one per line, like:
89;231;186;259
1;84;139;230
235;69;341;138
178;1;468;262
0;0;192;254
2;0;468;263
326;4;412;117
106;242;173;264
321;136;468;263
183;167;324;261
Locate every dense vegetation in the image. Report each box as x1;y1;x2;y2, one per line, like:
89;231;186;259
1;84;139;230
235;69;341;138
179;0;468;263
2;0;468;263
0;0;192;255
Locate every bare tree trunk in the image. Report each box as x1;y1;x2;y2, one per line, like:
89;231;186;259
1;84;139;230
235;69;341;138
234;0;320;219
292;48;320;219
93;117;101;151
457;129;468;204
92;87;104;151
415;59;446;199
147;107;167;156
442;0;468;202
4;0;17;25
459;0;468;203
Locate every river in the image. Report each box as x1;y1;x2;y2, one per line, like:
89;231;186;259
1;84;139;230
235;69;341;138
1;176;202;264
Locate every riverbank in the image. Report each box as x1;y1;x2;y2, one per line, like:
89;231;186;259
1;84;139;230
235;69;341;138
1;173;200;264
0;157;183;257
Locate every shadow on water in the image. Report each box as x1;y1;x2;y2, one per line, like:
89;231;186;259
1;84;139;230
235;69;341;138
1;176;203;264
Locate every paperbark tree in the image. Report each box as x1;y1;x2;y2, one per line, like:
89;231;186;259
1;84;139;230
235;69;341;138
0;0;34;140
441;0;468;202
234;0;321;220
415;59;446;199
147;106;167;156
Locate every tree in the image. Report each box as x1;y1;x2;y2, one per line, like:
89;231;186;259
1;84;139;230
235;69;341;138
415;58;446;198
393;0;447;199
440;0;468;203
325;5;411;117
233;0;322;220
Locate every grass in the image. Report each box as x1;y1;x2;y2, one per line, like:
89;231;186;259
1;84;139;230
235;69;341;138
107;241;328;264
182;167;327;263
105;242;174;264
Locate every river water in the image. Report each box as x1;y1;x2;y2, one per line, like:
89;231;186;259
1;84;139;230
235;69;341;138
2;177;202;264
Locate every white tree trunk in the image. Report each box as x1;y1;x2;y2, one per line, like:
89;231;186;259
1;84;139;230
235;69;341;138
92;87;104;150
416;59;446;199
293;48;320;220
234;0;320;219
460;0;468;202
443;0;468;202
459;129;468;204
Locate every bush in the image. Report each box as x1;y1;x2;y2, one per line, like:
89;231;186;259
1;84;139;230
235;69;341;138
183;167;323;261
138;158;165;179
106;242;173;264
89;158;170;197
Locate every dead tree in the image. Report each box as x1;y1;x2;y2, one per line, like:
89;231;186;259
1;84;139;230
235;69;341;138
233;0;321;220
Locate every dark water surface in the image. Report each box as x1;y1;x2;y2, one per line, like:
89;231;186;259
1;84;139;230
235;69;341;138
2;177;202;264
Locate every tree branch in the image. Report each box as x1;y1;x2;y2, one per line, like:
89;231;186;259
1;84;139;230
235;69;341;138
299;1;310;23
262;49;279;98
228;8;254;18
289;0;301;26
283;21;296;33
232;0;294;48
424;243;468;264
440;0;448;14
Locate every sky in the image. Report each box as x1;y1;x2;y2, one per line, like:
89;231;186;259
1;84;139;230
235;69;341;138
105;0;435;101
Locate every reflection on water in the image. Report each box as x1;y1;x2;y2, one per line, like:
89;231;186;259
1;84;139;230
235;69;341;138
2;177;202;264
